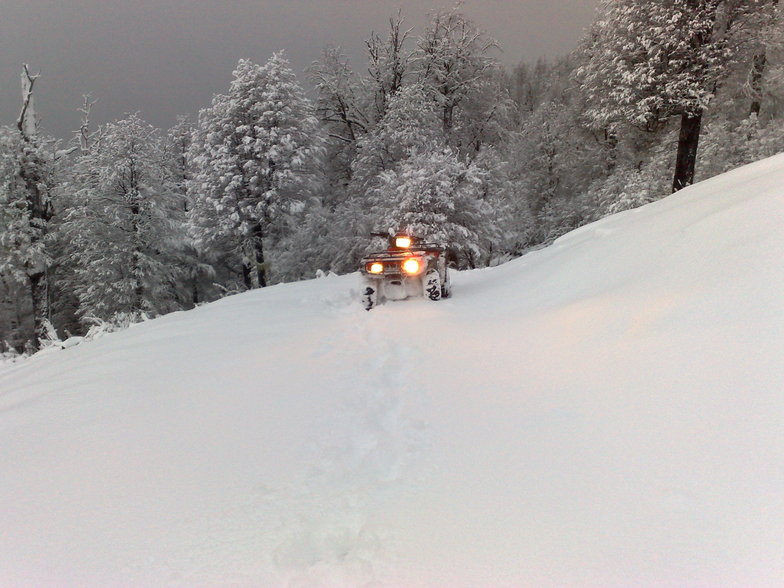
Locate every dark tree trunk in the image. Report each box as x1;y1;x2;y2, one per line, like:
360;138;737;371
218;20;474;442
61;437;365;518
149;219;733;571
242;264;252;290
252;223;267;288
604;128;619;173
16;66;53;348
19;151;52;346
28;270;48;344
443;103;454;134
749;52;767;117
242;224;267;290
672;109;703;192
130;204;143;313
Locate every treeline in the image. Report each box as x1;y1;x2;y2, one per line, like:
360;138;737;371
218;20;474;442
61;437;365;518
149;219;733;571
2;1;783;353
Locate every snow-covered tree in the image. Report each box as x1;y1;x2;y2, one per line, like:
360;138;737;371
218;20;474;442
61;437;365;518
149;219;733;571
335;83;445;269
506;58;555;117
698;113;784;179
415;8;499;138
351;83;443;196
309;47;370;148
0;66;58;348
738;0;781;117
188;53;323;289
575;0;747;191
372;145;494;268
366;11;414;121
164;116;220;305
61;114;186;322
307;46;370;209
167;116;194;211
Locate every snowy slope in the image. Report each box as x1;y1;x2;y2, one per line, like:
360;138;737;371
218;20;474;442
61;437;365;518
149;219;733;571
1;155;783;587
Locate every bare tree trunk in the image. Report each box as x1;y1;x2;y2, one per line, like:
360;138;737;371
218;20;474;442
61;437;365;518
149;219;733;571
16;65;53;347
241;264;253;290
672;109;704;192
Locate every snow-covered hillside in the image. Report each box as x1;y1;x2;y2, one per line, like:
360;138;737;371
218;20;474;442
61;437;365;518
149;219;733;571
2;155;783;587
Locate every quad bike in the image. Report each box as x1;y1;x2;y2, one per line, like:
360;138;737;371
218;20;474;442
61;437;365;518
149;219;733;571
360;231;451;310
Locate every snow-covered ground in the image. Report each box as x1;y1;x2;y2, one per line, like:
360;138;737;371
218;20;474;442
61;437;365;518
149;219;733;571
2;155;783;587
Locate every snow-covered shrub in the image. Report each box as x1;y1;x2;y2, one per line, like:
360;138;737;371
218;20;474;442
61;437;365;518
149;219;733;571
83;312;149;340
0;341;27;366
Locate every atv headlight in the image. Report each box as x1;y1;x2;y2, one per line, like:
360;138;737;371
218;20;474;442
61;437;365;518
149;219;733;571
395;236;412;249
368;262;384;274
402;258;420;275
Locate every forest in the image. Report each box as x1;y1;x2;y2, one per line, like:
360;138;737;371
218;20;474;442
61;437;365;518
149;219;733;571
2;0;783;354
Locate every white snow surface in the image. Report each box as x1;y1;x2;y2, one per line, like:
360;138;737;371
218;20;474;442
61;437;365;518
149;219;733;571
2;155;784;587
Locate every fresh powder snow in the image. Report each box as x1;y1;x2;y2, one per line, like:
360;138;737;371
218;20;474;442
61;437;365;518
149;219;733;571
1;155;783;586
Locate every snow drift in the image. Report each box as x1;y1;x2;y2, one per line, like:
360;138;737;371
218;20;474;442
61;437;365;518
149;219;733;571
1;155;783;587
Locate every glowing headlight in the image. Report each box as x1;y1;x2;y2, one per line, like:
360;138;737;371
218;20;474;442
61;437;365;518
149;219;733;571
368;262;384;274
402;258;420;274
395;236;412;248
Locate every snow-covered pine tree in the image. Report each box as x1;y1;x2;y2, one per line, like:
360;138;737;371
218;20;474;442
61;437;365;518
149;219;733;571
61;114;186;323
188;53;323;289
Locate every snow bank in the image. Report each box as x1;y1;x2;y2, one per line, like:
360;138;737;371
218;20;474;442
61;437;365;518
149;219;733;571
1;155;783;587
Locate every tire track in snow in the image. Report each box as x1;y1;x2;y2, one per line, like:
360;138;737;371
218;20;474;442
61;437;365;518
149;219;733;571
152;302;432;587
269;310;432;586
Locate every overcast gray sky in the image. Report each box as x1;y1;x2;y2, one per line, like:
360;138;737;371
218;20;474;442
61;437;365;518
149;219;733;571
0;0;599;140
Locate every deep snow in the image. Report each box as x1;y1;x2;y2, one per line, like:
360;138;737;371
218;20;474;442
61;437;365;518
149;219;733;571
1;155;783;587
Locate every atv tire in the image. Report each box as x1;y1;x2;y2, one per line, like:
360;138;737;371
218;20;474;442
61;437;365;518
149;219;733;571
441;269;451;298
424;269;441;301
363;284;378;310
